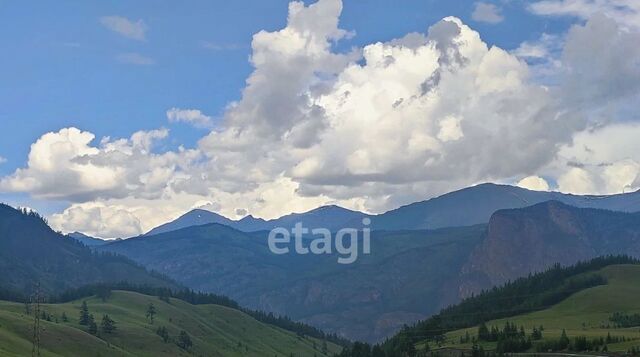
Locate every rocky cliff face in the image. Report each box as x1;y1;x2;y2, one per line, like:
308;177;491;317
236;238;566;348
458;201;640;298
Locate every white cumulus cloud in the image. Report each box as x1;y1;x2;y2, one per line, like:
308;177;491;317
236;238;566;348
551;123;640;195
517;176;550;191
512;33;561;59
100;16;148;40
529;0;640;30
0;127;198;202
472;2;504;24
50;203;143;238
167;108;214;129
198;6;591;212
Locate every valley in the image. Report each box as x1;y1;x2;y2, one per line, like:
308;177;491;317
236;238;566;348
3;1;640;354
95;185;640;342
5;183;640;352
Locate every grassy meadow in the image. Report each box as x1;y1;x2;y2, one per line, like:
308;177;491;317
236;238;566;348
0;290;342;357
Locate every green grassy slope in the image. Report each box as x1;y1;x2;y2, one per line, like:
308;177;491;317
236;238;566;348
439;264;640;353
0;291;342;357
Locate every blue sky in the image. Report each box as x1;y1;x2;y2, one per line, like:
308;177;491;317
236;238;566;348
0;0;573;176
1;0;639;237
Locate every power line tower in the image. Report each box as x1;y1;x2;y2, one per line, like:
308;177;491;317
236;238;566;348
31;282;42;357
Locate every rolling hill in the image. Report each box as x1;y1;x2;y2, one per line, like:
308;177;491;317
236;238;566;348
0;290;342;356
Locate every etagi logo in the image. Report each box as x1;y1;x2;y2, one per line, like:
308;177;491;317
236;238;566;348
267;218;371;264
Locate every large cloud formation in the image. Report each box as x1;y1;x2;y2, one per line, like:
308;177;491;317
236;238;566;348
529;0;640;30
2;0;640;237
1;127;198;202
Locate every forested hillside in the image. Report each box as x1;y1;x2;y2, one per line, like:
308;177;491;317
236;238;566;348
338;256;640;356
0;204;176;296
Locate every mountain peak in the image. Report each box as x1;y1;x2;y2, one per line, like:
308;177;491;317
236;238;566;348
308;204;359;214
68;231;108;246
145;209;235;236
183;208;225;217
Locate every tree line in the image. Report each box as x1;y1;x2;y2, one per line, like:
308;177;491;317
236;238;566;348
48;282;349;347
339;255;639;356
610;312;640;328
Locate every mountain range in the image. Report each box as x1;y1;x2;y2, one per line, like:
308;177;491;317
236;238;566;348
365;183;640;230
8;183;640;343
95;183;640;342
145;205;367;236
145;183;640;236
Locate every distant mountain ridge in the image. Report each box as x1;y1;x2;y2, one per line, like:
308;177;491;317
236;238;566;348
145;204;367;236
145;183;640;236
365;183;640;231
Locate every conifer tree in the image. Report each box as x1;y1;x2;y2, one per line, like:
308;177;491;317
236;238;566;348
101;314;116;334
156;326;170;343
559;329;570;349
79;301;90;325
177;330;192;350
88;314;97;335
146;302;156;324
478;322;490;341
